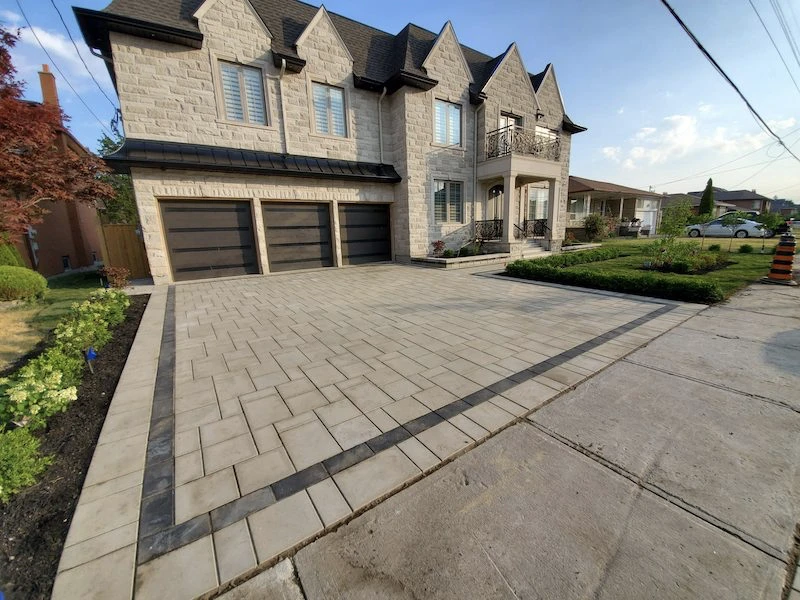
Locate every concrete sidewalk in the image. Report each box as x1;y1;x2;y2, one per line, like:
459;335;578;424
228;282;800;599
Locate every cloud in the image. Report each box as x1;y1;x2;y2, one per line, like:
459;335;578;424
617;107;625;115
698;102;713;114
602;146;621;162
0;9;21;24
634;126;656;140
767;117;796;132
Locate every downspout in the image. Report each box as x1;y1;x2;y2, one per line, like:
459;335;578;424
377;87;387;163
278;58;290;154
473;102;486;236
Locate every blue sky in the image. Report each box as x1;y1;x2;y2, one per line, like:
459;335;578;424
2;0;799;201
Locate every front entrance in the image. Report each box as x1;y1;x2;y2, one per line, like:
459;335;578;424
486;184;504;220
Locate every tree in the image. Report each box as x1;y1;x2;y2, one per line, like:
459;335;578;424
658;199;693;242
0;27;113;241
698;178;715;216
97;133;138;224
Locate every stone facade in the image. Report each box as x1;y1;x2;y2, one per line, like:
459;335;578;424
110;0;577;281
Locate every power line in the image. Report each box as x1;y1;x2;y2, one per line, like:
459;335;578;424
769;0;800;70
748;0;800;96
653;126;800;186
659;0;800;164
48;0;117;110
15;0;112;136
732;137;800;187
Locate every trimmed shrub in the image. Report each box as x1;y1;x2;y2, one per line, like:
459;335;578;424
708;244;721;252
442;248;456;258
0;266;46;301
584;213;607;241
505;261;724;304
513;248;622;270
458;244;480;257
0;427;52;503
100;266;131;288
0;244;24;267
738;244;754;254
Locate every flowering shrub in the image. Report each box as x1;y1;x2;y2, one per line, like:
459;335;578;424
0;289;129;428
431;240;445;257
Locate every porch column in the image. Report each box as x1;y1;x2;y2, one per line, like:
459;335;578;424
547;178;560;244
618;196;624;220
502;172;516;244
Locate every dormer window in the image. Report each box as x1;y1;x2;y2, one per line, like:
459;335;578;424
219;61;267;125
312;83;347;137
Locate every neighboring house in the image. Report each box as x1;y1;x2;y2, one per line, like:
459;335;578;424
13;65;105;277
566;176;661;238
75;0;585;284
687;187;771;213
661;193;736;218
770;198;798;217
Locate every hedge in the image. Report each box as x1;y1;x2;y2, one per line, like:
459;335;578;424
0;427;52;503
517;247;623;269
505;261;724;304
0;243;24;267
0;266;47;301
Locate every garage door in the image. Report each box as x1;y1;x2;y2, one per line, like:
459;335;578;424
338;204;391;265
263;202;333;272
160;201;258;282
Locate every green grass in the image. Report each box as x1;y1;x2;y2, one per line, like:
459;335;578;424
0;272;104;370
591;237;775;298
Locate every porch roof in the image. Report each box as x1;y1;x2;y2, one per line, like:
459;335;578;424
568;176;660;199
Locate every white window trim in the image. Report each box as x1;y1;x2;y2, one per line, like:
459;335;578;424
433;179;465;224
211;53;273;129
432;98;464;149
307;78;350;139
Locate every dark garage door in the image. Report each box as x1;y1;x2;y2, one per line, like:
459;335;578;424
160;200;258;282
263;202;333;272
338;204;391;265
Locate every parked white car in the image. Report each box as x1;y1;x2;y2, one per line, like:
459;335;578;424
685;218;767;238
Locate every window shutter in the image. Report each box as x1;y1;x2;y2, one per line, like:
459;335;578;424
449;182;463;222
448;104;461;146
434;181;447;222
312;84;329;134
220;63;244;121
242;67;266;125
434;101;446;144
329;87;346;137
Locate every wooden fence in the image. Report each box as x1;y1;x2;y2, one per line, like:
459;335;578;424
101;224;150;279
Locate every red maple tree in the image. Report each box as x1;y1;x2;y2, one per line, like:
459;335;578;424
0;27;113;241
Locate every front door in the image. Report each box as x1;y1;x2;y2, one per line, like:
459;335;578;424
486;185;504;220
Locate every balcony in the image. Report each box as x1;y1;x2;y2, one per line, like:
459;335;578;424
485;126;561;161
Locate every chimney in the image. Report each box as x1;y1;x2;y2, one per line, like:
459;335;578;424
38;64;60;109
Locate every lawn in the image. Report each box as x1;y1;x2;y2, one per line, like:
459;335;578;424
0;271;105;371
592;237;776;298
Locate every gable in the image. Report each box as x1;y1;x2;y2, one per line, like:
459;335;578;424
536;65;565;120
421;22;473;84
483;45;539;110
195;0;272;59
295;6;354;65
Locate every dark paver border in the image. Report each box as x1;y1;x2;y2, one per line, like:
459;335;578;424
136;292;677;565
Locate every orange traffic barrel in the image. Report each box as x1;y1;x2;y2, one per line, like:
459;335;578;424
761;232;797;286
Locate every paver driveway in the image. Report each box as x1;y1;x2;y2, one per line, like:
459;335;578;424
52;265;703;599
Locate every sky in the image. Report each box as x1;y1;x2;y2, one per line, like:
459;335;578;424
1;0;799;202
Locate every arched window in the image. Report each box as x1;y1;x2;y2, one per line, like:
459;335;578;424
487;185;504;220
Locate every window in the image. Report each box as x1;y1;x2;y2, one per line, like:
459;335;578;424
535;125;558;140
219;61;267;124
500;112;523;131
434;100;461;146
61;255;72;270
528;187;549;220
568;195;590;221
312;83;347;137
434;180;463;223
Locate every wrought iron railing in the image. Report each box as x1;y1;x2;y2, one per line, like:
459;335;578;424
515;219;550;239
475;219;503;240
485;126;561;161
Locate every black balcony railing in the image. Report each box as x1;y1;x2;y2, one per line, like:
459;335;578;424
485;126;561;161
475;219;503;240
523;218;549;238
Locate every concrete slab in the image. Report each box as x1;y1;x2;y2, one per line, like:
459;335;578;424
532;360;800;558
295;424;784;600
628;316;800;410
217;559;304;600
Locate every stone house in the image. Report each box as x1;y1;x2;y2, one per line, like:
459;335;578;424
76;0;584;283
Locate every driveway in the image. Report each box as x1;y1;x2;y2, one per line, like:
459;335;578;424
52;264;705;599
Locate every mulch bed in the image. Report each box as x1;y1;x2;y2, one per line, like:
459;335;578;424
0;294;149;600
